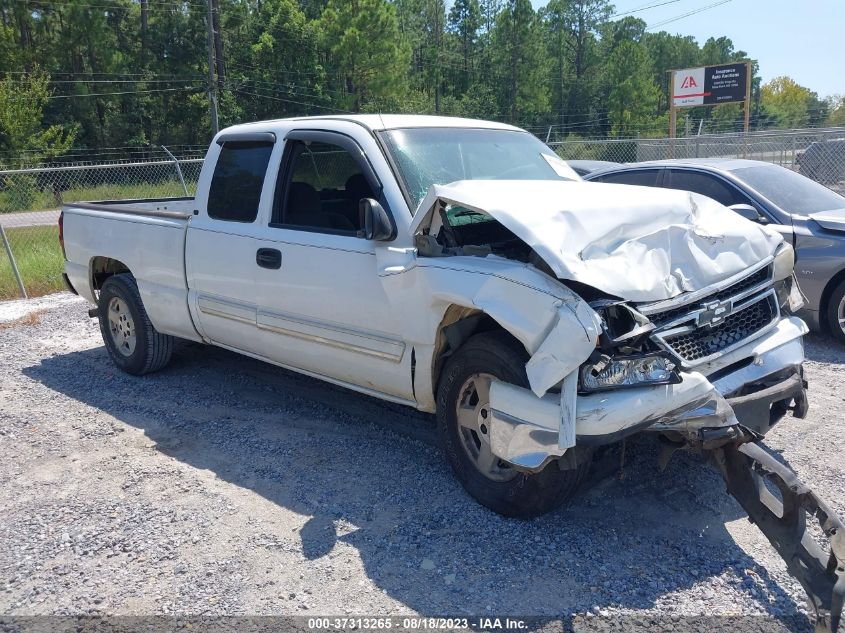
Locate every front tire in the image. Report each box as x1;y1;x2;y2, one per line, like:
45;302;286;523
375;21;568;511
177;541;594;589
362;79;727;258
436;331;589;518
98;274;173;375
826;278;845;346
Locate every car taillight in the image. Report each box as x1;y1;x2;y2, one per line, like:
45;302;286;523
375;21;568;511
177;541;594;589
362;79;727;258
58;211;66;258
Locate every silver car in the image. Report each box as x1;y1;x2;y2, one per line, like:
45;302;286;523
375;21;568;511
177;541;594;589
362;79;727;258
586;159;845;344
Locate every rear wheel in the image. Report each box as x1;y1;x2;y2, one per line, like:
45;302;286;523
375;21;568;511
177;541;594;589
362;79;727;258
437;331;589;518
826;278;845;346
98;274;173;375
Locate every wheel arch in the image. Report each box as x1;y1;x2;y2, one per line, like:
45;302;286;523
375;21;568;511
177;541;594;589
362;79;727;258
819;267;845;334
89;256;132;296
430;304;527;401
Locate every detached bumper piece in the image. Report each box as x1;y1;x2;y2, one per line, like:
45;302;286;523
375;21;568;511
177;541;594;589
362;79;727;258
718;441;845;633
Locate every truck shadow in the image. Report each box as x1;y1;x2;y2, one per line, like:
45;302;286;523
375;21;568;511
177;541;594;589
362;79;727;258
23;343;811;629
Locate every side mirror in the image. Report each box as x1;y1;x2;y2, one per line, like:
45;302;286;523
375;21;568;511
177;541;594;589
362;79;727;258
730;203;769;224
359;198;395;241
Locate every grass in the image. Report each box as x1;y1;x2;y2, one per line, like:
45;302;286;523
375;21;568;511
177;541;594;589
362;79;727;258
0;179;197;215
0;225;65;300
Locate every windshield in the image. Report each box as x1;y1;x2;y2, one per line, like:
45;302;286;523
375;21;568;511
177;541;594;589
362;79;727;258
381;128;579;211
729;164;845;215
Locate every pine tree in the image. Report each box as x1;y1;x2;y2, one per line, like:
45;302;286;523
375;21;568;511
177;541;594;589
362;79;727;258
319;0;411;112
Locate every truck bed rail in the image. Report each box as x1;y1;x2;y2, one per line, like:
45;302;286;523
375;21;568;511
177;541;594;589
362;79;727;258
66;201;193;220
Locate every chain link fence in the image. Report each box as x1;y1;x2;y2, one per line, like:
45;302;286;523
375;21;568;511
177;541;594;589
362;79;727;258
0;150;203;300
2;127;845;300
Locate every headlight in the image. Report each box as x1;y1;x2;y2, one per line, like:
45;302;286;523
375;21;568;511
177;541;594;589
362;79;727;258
579;353;681;393
773;243;795;281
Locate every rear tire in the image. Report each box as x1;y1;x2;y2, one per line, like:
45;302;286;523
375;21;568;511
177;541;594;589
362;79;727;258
436;331;589;518
826;278;845;346
98;274;173;375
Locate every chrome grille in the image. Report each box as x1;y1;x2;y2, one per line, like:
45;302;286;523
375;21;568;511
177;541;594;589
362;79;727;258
662;296;776;362
640;262;779;366
649;265;771;326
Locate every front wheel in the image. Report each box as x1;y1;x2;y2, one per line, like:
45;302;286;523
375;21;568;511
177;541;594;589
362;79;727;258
98;274;174;375
436;331;589;518
826;278;845;346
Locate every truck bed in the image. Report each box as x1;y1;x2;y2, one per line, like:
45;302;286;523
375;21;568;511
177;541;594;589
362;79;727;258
62;196;201;342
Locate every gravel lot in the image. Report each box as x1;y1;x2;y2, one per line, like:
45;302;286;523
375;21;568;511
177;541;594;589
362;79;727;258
1;293;844;630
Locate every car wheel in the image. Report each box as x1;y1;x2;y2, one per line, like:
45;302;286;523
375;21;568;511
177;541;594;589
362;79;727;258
98;273;174;375
436;330;589;518
826;278;845;346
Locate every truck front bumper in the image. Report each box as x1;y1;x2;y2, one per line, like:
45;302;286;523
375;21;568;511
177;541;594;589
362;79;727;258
488;316;809;471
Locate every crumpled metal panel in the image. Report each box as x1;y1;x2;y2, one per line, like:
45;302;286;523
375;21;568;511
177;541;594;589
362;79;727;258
411;179;782;303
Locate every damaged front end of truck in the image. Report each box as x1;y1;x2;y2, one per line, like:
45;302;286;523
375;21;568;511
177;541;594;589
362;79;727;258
408;179;844;631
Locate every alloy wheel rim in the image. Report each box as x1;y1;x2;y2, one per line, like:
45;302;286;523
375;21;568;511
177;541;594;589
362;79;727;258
107;297;136;357
838;294;845;336
455;373;517;482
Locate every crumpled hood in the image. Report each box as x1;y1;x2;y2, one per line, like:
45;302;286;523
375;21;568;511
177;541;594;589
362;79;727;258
412;179;782;303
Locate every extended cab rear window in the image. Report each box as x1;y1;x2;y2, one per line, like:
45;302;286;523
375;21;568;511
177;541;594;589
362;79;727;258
207;141;274;222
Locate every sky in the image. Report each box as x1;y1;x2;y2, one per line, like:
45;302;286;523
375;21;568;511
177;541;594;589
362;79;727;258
531;0;845;99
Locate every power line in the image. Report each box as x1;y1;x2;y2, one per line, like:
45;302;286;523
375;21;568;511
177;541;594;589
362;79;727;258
611;0;683;18
11;0;204;10
3;78;205;84
647;0;733;30
230;87;353;114
15;0;205;7
47;87;201;98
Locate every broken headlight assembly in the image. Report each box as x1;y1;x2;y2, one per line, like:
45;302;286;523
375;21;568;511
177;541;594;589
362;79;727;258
772;242;795;282
579;352;681;393
772;243;804;313
775;273;806;313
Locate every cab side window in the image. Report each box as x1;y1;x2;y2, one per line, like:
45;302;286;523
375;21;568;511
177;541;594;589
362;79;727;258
274;140;375;234
591;169;661;187
665;170;750;208
207;141;274;222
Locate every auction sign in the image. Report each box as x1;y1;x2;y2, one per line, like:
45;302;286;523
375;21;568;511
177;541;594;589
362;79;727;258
669;61;752;139
672;62;749;108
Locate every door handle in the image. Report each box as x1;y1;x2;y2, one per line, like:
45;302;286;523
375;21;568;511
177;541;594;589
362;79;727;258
256;248;282;269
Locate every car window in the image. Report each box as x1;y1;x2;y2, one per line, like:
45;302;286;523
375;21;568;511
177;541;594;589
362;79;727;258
275;140;375;234
207;141;274;222
591;169;661;187
665;170;749;208
730;164;845;214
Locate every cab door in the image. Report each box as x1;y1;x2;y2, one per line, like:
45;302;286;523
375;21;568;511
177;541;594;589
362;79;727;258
248;130;414;402
185;132;279;354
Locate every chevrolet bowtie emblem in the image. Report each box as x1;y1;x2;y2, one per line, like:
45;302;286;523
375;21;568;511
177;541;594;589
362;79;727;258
697;299;733;328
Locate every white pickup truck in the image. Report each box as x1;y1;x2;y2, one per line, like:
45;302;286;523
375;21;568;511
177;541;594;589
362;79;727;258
60;115;843;629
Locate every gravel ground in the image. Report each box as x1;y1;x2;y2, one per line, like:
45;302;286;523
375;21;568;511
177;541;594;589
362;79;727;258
1;293;844;631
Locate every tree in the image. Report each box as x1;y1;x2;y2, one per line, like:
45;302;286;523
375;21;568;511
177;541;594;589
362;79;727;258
761;76;819;129
319;0;411;112
0;69;76;163
229;0;326;121
701;36;739;65
491;0;550;124
542;0;611;136
827;95;845;127
604;40;660;137
448;0;482;93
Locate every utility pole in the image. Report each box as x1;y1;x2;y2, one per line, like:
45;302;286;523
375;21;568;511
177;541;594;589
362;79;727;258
205;0;219;135
211;0;225;90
